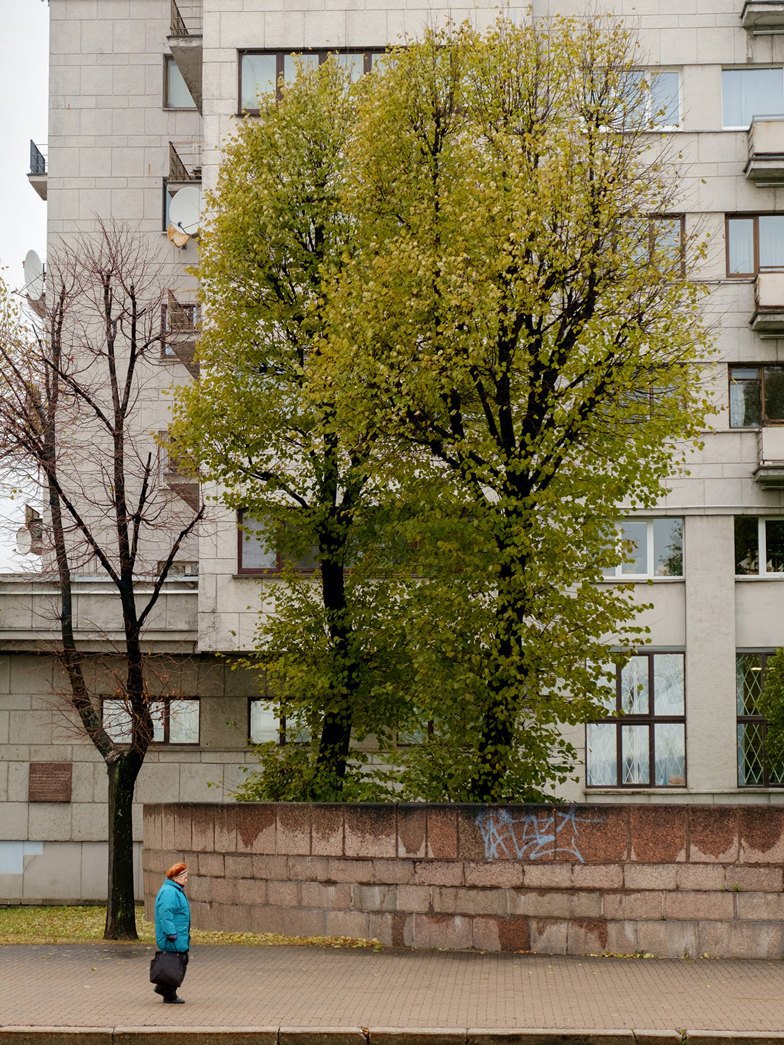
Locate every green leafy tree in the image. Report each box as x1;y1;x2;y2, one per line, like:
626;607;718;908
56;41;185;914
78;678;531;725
324;17;712;801
173;60;413;799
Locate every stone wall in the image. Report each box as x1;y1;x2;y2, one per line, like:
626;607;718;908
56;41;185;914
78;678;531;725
142;803;784;958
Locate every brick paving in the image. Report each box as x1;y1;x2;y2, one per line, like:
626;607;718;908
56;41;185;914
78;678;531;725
2;945;784;1039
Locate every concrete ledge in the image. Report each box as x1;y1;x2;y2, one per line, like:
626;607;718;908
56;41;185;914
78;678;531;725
278;1033;367;1045
466;1034;635;1045
114;1032;278;1045
370;1032;467;1045
0;1033;113;1045
3;1031;784;1045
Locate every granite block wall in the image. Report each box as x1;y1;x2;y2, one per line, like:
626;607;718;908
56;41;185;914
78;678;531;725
143;803;784;957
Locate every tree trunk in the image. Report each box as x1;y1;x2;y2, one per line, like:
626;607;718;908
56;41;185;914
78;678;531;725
314;554;357;796
467;514;525;802
104;756;139;940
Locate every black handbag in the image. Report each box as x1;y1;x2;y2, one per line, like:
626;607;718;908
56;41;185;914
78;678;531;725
149;948;186;988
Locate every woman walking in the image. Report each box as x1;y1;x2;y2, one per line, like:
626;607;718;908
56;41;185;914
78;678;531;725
152;862;191;1004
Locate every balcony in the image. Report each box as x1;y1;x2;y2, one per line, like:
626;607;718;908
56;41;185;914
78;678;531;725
162;289;200;381
751;271;784;337
0;575;197;652
755;426;784;486
168;0;202;113
27;140;47;200
745;117;784;185
741;1;784;32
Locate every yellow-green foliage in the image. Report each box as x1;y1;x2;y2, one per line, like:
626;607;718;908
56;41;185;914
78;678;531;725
175;18;713;803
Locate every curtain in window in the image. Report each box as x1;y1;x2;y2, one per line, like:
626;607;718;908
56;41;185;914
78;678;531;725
759;215;784;268
723;68;784;128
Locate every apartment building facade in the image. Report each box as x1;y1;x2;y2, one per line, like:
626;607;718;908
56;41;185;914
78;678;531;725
2;0;784;902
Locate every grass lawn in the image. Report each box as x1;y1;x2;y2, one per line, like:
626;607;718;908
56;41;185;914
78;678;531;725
0;904;376;948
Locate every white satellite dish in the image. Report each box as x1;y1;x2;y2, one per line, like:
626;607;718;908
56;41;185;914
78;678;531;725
23;249;45;301
15;526;32;555
168;186;202;236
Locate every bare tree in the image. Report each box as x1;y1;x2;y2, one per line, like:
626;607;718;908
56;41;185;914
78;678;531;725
0;224;203;939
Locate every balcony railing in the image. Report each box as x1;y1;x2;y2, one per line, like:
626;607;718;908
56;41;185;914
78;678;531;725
29;140;46;176
745;116;784;185
168;0;203;111
751;270;784;337
27;140;47;201
170;0;202;36
755;426;784;487
741;1;784;33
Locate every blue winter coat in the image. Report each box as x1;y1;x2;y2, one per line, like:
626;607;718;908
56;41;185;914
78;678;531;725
154;877;191;952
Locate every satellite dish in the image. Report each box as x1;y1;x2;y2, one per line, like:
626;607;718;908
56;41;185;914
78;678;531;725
15;526;32;555
23;249;45;301
168;186;201;235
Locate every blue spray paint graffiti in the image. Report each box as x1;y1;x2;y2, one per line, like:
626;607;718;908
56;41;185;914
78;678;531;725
476;807;605;864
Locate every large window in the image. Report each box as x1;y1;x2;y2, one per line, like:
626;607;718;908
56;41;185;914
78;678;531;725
587;653;686;788
628;70;681;129
603;518;683;579
727;215;784;276
102;697;199;745
729;365;784;427
249;699;310;744
239;49;382;112
737;653;784;787
723;67;784;129
238;512;318;574
164;56;196;109
734;517;784;575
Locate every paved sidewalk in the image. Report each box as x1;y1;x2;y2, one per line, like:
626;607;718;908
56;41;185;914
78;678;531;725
2;944;784;1043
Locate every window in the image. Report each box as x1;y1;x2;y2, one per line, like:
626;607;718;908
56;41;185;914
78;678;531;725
586;653;686;788
160;301;200;358
631;215;685;274
102;697;199;745
727;215;784;276
239;49;381;112
723;67;784;129
603;518;683;578
237;512;319;574
165;56;196;109
737;653;784;786
249;699;310;744
628;70;681;129
729;365;784;427
734;517;784;575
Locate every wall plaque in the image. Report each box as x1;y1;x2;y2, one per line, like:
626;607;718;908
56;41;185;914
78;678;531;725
28;762;73;803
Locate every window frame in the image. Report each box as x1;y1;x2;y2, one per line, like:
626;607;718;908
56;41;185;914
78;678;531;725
722;66;784;131
237;510;319;576
725;214;784;278
248;699;312;745
641;68;682;131
237;48;381;113
163;55;197;111
101;696;200;746
602;517;684;580
736;651;784;788
734;516;784;577
586;652;687;789
728;364;784;428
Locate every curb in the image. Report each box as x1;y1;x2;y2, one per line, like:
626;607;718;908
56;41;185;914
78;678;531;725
3;1030;784;1044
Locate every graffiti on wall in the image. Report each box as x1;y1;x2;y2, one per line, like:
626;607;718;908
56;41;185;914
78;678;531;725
476;807;605;864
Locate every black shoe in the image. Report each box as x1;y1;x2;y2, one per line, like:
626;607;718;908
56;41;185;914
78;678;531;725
163;996;185;1004
154;986;165;996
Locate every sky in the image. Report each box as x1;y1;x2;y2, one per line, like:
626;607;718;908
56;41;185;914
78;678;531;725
0;0;49;278
0;0;49;569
